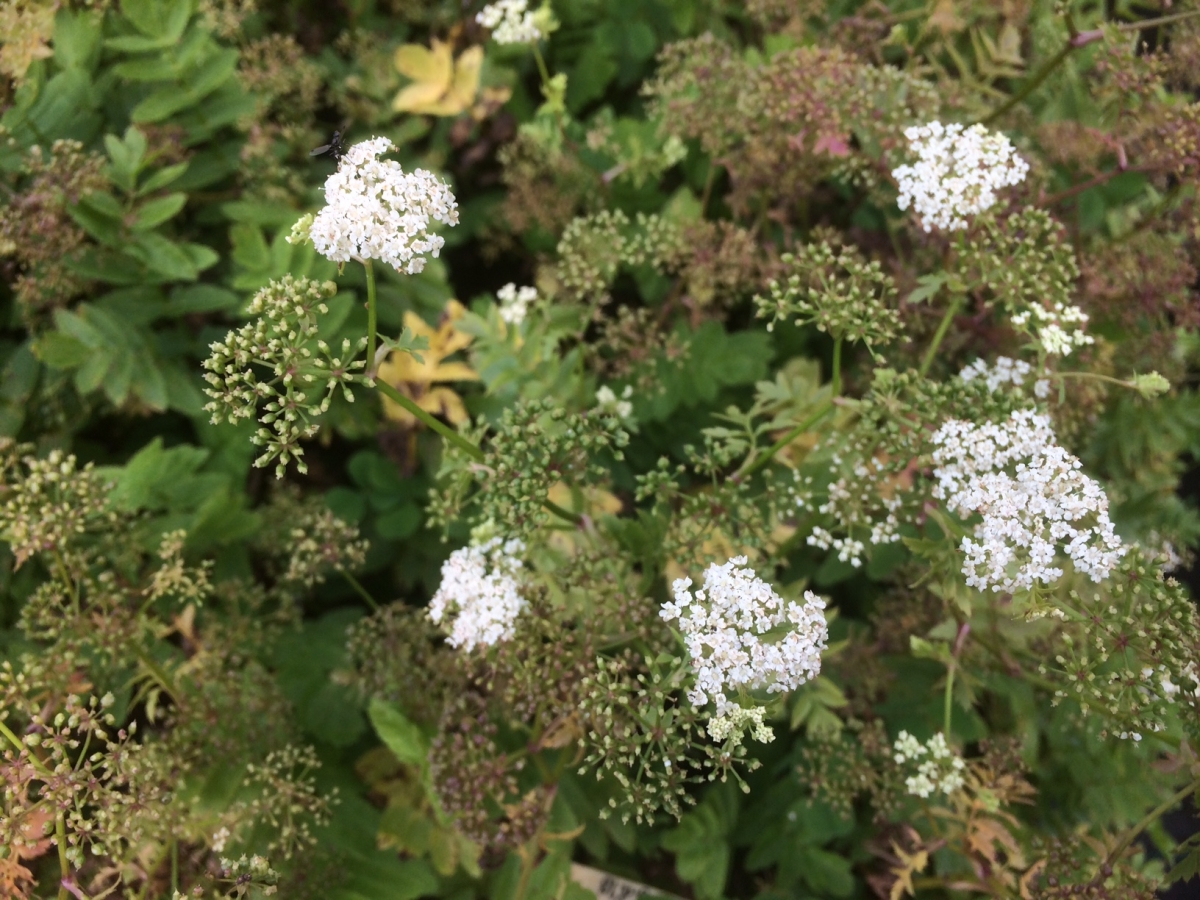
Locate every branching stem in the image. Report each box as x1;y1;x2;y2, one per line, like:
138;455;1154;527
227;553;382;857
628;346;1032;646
364;259;378;377
340;569;379;611
919;296;964;378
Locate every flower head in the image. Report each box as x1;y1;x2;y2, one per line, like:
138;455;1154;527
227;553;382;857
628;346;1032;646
931;409;1126;594
595;384;633;420
660;557;828;718
309;136;458;274
893;731;966;798
893;122;1029;232
429;536;527;650
496;282;537;325
476;0;541;44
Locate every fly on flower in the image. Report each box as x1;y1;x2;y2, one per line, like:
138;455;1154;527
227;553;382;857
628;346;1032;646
309;130;346;162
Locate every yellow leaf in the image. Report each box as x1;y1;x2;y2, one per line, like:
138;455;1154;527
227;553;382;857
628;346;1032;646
889;845;928;900
394;41;452;84
393;40;481;116
377;300;478;427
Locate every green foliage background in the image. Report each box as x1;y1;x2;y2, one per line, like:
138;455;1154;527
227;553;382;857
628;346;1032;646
3;1;1200;899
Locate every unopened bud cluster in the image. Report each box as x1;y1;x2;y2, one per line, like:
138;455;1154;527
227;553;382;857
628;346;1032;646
202;276;363;477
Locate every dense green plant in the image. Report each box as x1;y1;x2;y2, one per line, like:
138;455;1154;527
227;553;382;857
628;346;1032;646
5;1;1200;900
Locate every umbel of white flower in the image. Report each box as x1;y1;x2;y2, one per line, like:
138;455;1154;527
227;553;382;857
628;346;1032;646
892;122;1029;232
496;282;537;325
931;409;1126;594
309;136;458;275
893;731;966;798
428;536;526;650
477;0;541;44
660;557;828;721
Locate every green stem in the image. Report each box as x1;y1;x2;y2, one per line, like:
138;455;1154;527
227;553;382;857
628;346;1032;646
1103;779;1199;872
171;840;179;895
513;845;538;900
980;11;1200;128
943;663;956;739
1049;370;1138;390
372;379;485;461
979;41;1074;126
1112;9;1200;32
830;338;843;398
531;43;552;93
56;814;70;900
370;382;585;528
543;498;583;527
364;260;378;377
340;569;379;611
135;651;179;702
919;296;964;378
739;399;836;478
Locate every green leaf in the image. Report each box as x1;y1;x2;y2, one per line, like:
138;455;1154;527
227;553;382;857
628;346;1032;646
119;0;189;38
34;332;91;369
304;682;367;747
368;698;429;769
131;87;197;124
907;272;947;305
163;284;239;316
26;69;97;140
104;126;147;191
376;504;421;539
106;437;210;511
136;161;189;195
128;232;198;280
132;192;187;230
54;9;103;72
112;56;181;82
188;47;238;98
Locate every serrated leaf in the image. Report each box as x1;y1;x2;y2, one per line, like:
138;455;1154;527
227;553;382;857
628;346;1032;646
132;192;187;230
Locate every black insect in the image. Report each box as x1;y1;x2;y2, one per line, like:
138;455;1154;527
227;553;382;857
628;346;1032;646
309;131;345;162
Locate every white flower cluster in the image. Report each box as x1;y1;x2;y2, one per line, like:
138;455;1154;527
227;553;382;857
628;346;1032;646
808;525;867;568
429;536;527;650
476;0;541;44
660;557;828;720
803;451;904;568
931;409;1126;593
309;137;458;275
892;122;1029;232
497;282;537;325
595;384;633;419
707;705;774;745
959;356;1051;398
1011;301;1094;357
893;731;966;798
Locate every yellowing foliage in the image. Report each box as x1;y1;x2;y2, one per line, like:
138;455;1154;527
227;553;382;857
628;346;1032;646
392;40;484;116
377;301;479;427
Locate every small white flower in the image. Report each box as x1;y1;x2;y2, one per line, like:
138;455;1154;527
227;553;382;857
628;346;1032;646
1011;302;1094;357
892;122;1029;232
477;0;542;44
660;557;828;718
310;137;458;275
706;705;775;745
595;384;633;419
212;827;230;853
958;356;1032;393
893;731;966;798
497;282;537;325
429;536;527;650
